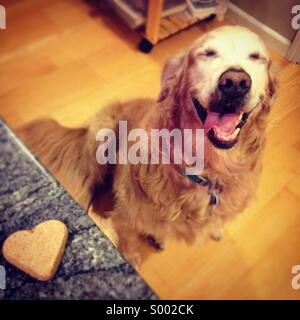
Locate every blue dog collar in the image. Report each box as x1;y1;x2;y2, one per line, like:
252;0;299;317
186;174;221;206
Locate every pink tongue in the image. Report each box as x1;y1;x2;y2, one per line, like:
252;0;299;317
204;112;240;135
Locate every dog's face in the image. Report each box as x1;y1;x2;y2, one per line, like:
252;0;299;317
159;26;276;150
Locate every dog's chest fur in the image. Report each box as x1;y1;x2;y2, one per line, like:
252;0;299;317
113;143;262;243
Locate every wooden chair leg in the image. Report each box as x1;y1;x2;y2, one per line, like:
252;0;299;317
138;0;164;53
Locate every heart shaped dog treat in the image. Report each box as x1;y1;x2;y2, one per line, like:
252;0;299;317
2;220;68;281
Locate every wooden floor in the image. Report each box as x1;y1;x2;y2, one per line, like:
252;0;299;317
1;0;300;299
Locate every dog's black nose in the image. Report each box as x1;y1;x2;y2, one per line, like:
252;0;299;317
218;69;251;97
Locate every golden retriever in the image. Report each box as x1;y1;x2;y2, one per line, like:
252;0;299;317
20;26;277;267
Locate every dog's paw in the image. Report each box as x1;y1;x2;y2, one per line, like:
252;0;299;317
210;227;224;241
142;234;165;251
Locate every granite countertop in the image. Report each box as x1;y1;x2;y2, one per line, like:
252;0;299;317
0;119;157;300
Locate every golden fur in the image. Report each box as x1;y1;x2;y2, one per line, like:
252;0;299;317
19;26;276;267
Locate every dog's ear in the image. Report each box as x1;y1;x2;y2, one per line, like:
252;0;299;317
260;61;278;115
268;60;278;101
157;52;185;102
268;72;278;101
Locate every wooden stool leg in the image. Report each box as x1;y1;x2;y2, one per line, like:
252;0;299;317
138;0;164;53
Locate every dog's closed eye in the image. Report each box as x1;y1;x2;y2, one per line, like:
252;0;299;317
249;52;268;64
197;49;217;58
249;52;260;60
204;49;217;57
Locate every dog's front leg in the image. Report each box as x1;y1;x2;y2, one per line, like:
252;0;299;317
194;221;224;245
111;214;143;269
141;234;165;251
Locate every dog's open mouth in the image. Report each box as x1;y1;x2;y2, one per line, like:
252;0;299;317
193;98;249;149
